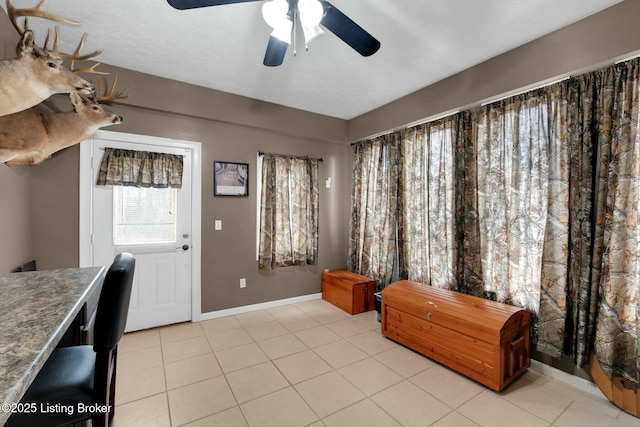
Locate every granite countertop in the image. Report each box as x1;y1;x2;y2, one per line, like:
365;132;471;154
0;266;105;425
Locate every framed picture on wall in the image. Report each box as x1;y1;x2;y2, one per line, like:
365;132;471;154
214;161;249;196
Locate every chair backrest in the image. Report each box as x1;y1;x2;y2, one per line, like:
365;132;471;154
14;259;36;272
93;253;135;353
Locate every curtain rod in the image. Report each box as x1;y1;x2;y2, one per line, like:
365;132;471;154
352;108;461;143
480;76;570;106
356;75;572;144
258;151;323;162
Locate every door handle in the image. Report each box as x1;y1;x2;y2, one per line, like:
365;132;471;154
177;244;189;251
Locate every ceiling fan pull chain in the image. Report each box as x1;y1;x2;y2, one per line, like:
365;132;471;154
292;6;298;56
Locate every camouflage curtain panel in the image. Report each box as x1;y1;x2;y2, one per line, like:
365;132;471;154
591;60;640;384
458;85;595;361
464;95;552;314
258;153;319;269
400;118;459;289
560;76;599;368
96;148;184;188
348;135;401;287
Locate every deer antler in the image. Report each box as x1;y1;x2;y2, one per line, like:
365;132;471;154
45;29;105;73
7;0;79;36
48;28;102;62
7;0;102;64
94;75;130;103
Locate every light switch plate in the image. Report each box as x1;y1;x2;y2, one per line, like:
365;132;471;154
215;220;222;230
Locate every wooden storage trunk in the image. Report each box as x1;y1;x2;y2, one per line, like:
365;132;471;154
381;280;531;391
322;270;376;315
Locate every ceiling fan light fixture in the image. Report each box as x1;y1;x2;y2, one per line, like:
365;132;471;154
271;18;293;44
262;0;292;43
298;0;323;26
298;0;324;45
301;23;323;46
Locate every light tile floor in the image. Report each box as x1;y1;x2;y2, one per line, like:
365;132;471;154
114;299;639;427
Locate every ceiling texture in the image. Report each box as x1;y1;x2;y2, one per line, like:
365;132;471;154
1;0;622;120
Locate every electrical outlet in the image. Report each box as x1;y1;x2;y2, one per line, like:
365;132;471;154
240;278;246;288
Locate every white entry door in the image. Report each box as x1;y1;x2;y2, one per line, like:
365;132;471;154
82;131;201;332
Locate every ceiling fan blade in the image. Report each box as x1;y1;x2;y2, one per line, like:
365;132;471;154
263;36;288;67
319;1;380;57
167;0;260;10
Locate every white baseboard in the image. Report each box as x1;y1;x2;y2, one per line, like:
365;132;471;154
530;359;606;399
201;293;322;320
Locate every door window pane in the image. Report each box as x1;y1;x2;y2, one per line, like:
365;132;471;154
113;186;177;245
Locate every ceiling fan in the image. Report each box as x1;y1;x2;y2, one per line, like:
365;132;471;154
167;0;381;66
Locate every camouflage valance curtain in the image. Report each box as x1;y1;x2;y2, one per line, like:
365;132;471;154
349;58;640;385
96;148;184;188
258;153;319;269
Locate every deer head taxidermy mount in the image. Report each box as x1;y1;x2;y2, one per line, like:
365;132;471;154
0;0;102;117
0;77;128;166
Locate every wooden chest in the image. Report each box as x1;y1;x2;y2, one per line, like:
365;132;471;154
381;280;531;391
322;270;376;315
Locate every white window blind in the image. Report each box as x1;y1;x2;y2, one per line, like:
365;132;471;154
113;186;177;246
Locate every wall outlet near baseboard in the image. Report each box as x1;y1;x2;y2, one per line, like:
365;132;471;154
240;278;246;288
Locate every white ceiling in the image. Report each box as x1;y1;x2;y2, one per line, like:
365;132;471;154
2;0;622;120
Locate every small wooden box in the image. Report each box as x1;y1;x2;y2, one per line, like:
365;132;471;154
382;280;531;391
322;270;376;315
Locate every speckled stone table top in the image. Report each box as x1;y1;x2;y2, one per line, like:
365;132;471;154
0;266;105;425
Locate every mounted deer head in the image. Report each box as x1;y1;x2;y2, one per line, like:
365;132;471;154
0;0;101;117
0;79;127;165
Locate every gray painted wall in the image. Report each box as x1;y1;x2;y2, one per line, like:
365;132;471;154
2;1;640;314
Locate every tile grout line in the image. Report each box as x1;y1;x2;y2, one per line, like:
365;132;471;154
118;302;627;427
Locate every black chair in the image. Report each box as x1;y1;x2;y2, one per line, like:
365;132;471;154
7;253;135;427
14;259;36;272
